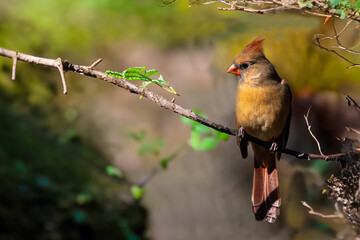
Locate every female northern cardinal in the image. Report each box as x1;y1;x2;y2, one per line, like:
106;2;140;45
227;38;292;223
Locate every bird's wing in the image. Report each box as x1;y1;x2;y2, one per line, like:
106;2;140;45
276;81;292;161
236;116;248;159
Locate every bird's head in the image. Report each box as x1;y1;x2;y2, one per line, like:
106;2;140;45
227;38;280;84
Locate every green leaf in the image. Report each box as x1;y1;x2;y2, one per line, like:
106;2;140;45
131;186;146;200
138;139;164;156
200;137;219;150
335;8;346;18
327;0;340;8
156;139;165;148
138;142;153;156
142;81;151;87
156;75;166;84
124;72;151;81
129;131;146;141
180;116;196;125
145;69;159;77
297;0;308;8
213;130;230;141
107;67;177;95
160;157;170;169
192;109;207;118
306;2;313;8
356;0;360;10
105;70;124;78
181;109;209;127
105;165;123;178
339;0;351;9
190;131;201;150
193;124;211;134
125;66;146;73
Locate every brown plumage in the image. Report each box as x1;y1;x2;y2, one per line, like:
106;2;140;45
227;38;292;223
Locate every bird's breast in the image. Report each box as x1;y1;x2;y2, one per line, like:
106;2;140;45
236;83;290;141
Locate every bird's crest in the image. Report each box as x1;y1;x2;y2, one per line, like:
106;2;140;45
243;38;264;54
235;38;265;62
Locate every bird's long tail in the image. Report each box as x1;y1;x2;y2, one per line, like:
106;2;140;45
251;144;281;223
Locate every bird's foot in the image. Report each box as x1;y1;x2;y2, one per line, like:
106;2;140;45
269;142;279;152
237;127;245;141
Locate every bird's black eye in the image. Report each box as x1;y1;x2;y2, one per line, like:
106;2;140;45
240;63;250;70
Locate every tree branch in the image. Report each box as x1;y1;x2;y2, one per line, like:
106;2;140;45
0;47;356;161
192;0;360;21
301;201;344;219
313;21;360;68
313;35;360;69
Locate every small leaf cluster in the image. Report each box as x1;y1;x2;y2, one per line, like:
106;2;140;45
105;165;123;178
128;130;169;200
131;186;146;200
105;67;178;96
130;130;165;156
297;0;315;9
181;110;229;151
326;0;360;18
296;0;359;19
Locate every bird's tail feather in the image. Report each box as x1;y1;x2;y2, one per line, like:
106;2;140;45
251;157;281;223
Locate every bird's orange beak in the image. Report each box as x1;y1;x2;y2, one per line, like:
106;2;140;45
226;64;242;76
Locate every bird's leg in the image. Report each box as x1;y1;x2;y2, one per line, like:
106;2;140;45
269;142;279;152
237;127;245;142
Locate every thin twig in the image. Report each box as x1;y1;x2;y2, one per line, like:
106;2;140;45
345;94;360;112
11;51;18;80
333;22;360;55
313;21;360;68
55;57;67;94
346;126;360;135
302;201;343;219
137;143;187;187
0;46;355;162
304;106;324;156
88;58;102;69
313;36;358;68
348;64;360;68
218;5;292;14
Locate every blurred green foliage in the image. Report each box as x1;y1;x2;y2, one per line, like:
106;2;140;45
181;110;229;151
130;130;165;156
0;92;147;239
131;186;147;200
0;0;235;55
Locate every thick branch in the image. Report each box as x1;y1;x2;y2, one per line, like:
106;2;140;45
0;47;354;161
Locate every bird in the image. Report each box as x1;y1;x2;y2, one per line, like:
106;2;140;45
226;38;292;223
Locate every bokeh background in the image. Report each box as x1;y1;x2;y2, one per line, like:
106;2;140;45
0;0;360;239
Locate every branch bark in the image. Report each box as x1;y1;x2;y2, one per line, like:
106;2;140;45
0;47;356;161
193;0;360;22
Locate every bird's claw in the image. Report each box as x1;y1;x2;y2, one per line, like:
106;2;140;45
237;127;245;141
269;142;279;152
